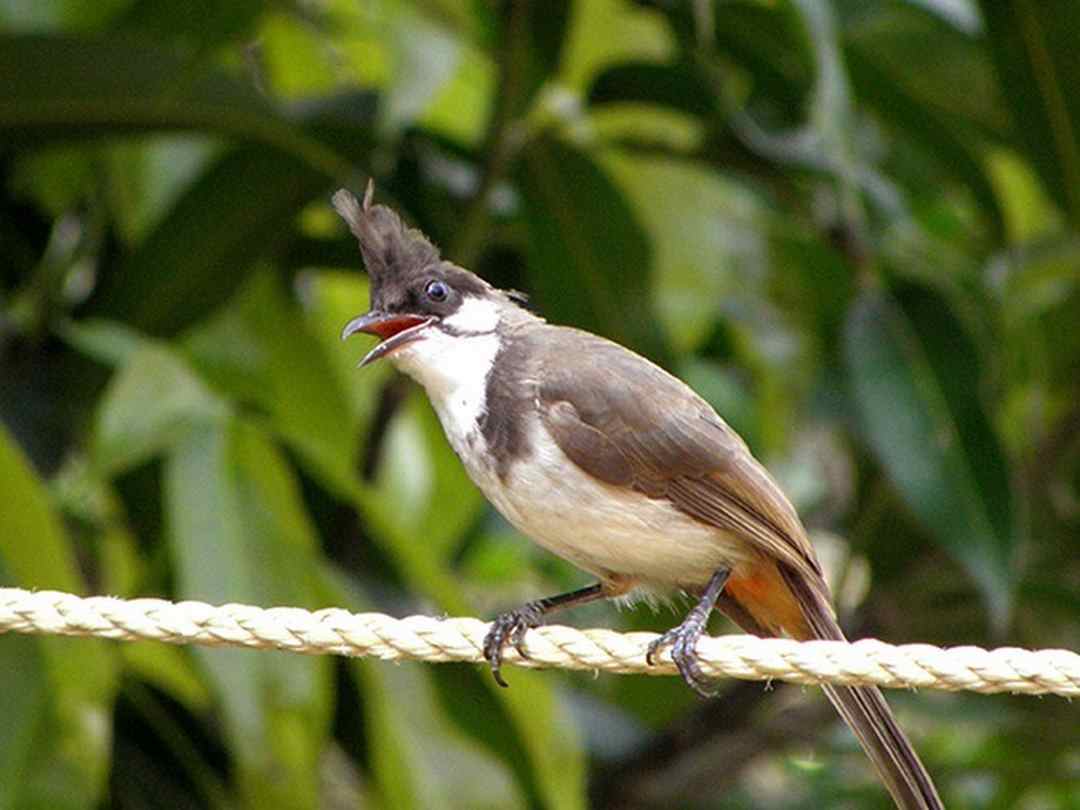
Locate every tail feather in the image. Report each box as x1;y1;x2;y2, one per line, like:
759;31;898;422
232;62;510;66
820;683;941;810
780;566;943;810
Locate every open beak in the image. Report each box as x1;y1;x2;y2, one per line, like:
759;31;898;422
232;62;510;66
341;311;436;367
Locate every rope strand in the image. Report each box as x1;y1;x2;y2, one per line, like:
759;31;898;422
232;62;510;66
1;587;1077;697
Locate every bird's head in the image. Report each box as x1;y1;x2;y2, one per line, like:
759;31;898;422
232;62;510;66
334;184;527;371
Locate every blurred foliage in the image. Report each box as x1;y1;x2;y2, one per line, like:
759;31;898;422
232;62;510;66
1;1;1079;808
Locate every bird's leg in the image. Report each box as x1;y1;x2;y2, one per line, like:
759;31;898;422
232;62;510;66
484;583;606;687
646;567;731;697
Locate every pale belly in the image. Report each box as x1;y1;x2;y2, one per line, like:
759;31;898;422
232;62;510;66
459;422;754;591
409;350;754;591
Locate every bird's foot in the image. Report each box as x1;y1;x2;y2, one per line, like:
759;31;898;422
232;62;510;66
646;619;718;698
482;584;607;688
646;568;731;698
483;603;546;688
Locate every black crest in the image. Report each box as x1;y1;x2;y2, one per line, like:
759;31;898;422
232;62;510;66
333;183;494;313
332;182;441;286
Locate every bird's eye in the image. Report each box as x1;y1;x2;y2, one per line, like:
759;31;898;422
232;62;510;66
425;280;449;302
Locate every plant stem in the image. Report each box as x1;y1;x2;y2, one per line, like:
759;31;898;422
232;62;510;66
450;0;530;266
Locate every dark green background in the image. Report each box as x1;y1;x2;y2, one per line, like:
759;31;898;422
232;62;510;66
1;1;1078;808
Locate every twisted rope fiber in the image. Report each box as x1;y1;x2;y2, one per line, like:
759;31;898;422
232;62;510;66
2;588;1078;697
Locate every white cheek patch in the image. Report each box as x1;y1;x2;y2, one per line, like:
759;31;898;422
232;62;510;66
443;295;500;333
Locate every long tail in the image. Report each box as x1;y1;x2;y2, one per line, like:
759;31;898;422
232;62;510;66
781;567;944;810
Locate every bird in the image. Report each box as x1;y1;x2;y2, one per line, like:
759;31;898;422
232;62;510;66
334;182;943;810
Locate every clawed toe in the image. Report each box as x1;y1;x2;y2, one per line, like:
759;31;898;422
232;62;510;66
646;628;678;666
483;608;540;688
480;586;608;689
646;625;717;698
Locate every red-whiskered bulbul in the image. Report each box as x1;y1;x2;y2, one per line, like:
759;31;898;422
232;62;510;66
335;184;942;810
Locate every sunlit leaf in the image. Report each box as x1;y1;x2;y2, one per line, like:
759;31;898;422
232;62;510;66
0;425;83;590
92;343;227;476
417;42;494;146
379;5;464;136
984;147;1065;243
562;0;672;93
258;10;340;99
599;152;769;353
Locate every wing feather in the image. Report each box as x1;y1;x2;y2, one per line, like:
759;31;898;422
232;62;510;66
535;329;821;582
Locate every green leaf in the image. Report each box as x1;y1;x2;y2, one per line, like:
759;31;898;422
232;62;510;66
99;136;221;246
0;34;351;178
93;144;336;335
378;5;464;136
0;424;83;590
709;0;814;114
984;147;1064;243
0;426;115;810
57;317;154;367
347;473;587;810
0;0;128;32
119;643;212;713
844;283;1015;627
183;271;361;498
842;4;1007;237
561;0;673;93
92;342;227;475
517;135;669;364
513;0;572;116
363;664;524;809
323;575;526;810
164;417;332;810
298;270;388;429
372;390;484;561
598;152;770;353
0;634;51;810
843;3;1007;140
989;234;1080;321
587;61;714;118
257;10;342;100
979;0;1080;225
112;0;265;51
789;0;863;221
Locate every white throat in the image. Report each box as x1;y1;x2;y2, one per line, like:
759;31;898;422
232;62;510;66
389;296;502;452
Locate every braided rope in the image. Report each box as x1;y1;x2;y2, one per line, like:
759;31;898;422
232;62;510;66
1;587;1077;697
